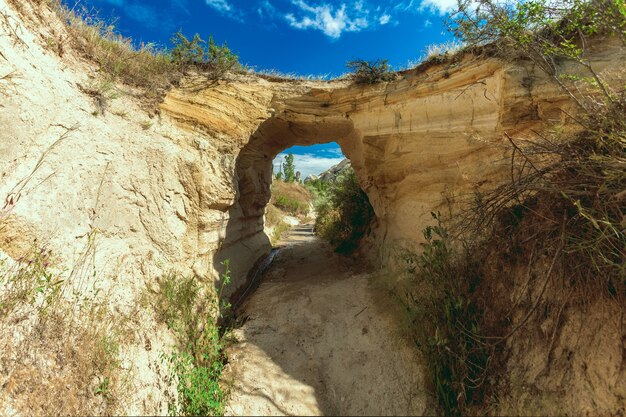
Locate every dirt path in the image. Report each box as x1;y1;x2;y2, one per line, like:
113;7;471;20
224;225;432;416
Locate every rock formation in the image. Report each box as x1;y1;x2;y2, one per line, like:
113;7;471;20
0;0;624;414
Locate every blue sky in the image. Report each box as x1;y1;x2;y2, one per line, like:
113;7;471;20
64;0;458;176
273;143;345;178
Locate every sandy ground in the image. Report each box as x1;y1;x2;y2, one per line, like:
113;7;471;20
224;225;432;416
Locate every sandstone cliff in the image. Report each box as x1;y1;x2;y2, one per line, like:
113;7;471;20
0;0;624;415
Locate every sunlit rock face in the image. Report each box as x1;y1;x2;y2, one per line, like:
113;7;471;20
2;1;625;413
169;38;623;284
3;0;623;301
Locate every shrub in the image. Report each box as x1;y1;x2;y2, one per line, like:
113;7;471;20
451;0;626;285
171;31;205;68
401;2;626;414
314;168;375;253
346;59;398;84
154;263;231;416
401;214;492;416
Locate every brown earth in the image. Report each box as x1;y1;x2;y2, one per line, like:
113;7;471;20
224;225;433;416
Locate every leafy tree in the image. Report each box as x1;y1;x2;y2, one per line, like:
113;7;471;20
170;31;240;79
346;59;397;84
170;30;205;69
207;36;239;72
282;154;296;183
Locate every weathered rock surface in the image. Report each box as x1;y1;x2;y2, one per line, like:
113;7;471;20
1;0;625;414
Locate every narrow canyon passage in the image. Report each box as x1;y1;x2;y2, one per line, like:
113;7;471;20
224;226;432;416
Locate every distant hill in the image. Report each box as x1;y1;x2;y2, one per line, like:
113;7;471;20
305;159;351;184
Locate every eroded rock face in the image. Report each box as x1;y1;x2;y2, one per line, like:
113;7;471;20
1;0;625;413
188;38;624;281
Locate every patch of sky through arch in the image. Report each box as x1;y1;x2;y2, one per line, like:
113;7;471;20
273;142;345;179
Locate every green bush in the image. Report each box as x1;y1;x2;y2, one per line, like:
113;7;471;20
170;31;240;79
402;213;490;416
346;59;397;84
314;168;375;253
155;261;232;416
274;195;308;216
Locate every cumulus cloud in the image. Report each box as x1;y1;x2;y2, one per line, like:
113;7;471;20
419;0;458;15
204;0;244;20
273;153;345;179
205;0;233;13
285;0;394;39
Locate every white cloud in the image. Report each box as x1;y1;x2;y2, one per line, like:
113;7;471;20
273;153;345;179
424;18;432;27
379;14;391;25
258;0;277;18
205;0;233;12
419;0;458;15
285;0;375;39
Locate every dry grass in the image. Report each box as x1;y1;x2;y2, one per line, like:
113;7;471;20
51;1;179;105
265;204;290;244
270;180;312;218
0;244;132;416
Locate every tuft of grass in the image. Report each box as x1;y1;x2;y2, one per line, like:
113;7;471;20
54;2;178;99
152;262;232;416
423;41;466;64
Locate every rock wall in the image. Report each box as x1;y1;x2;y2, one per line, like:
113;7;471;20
1;0;624;414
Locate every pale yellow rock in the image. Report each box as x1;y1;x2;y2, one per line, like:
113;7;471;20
0;0;625;414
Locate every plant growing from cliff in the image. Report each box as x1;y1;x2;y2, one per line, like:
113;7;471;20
451;0;625;110
315;168;375;253
50;1;177;104
157;260;232;416
171;30;206;70
451;0;626;282
346;59;398;84
401;214;495;416
170;30;240;80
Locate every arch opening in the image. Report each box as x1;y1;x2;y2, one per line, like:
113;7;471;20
213;110;374;296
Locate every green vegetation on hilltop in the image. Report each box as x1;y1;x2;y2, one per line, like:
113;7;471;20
24;0;242;107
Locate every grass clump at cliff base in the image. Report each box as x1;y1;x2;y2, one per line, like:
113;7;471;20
314;168;375;253
151;261;233;416
400;0;626;415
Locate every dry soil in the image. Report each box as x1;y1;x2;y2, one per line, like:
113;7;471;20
224;225;432;416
